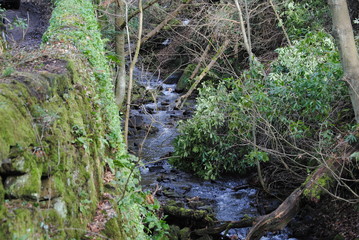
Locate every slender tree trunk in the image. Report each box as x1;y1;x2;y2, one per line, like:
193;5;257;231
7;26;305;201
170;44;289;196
329;0;359;123
124;0;143;146
115;0;126;107
234;0;253;62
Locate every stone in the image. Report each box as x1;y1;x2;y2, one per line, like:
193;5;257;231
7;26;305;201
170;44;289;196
53;198;67;218
163;72;183;84
40;176;62;200
179;227;191;239
0;154;31;175
128;115;144;129
4;170;41;200
163;189;182;198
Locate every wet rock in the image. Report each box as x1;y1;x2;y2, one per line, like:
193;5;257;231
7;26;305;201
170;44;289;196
167;200;185;208
161;100;171;106
183;109;193;116
188;200;206;209
263;198;282;214
180;185;191;193
145;106;156;114
197;205;214;214
128;115;144;129
157;175;171;183
197;235;212;240
163;204;216;229
164;72;183;84
166;110;177;115
163;189;182;198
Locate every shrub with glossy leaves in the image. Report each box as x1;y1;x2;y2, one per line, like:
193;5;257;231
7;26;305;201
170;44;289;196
172;32;350;179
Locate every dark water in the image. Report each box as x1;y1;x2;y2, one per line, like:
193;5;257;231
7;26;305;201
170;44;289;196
128;69;297;240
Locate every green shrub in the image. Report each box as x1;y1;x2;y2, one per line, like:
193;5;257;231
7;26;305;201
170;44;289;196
172;31;349;179
279;0;330;39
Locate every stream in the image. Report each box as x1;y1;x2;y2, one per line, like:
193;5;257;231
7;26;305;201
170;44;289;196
128;68;298;240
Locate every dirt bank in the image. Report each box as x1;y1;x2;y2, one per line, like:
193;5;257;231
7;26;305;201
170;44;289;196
4;0;52;48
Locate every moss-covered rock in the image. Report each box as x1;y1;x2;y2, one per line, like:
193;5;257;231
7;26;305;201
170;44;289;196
4;168;42;200
175;64;196;92
103;217;124;239
0;86;36;161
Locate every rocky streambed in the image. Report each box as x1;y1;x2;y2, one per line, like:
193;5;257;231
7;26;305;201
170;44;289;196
128;69;299;240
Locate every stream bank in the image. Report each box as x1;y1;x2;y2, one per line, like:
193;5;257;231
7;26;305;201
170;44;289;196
4;0;52;49
128;69;299;240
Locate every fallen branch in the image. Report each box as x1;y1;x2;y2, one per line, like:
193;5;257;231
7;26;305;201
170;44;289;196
141;0;193;45
193;218;255;236
175;39;230;109
245;157;346;240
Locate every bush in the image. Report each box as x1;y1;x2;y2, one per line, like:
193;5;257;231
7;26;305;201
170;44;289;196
279;0;330;39
171;31;350;179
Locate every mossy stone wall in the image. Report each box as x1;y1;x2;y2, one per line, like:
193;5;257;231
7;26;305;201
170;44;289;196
0;0;145;239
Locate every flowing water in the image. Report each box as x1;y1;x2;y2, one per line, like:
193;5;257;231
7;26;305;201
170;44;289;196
128;68;298;240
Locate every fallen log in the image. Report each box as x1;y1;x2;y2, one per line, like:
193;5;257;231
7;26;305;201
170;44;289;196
245;156;345;240
193;217;255;236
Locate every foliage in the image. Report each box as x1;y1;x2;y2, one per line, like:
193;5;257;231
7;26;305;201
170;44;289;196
278;0;330;39
172;31;349;179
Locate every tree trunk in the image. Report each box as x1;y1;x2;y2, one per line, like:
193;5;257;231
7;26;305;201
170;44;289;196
234;0;253;62
115;0;126;107
124;0;143;146
329;0;359;123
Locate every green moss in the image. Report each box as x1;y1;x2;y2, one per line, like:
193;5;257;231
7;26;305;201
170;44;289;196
5;167;42;200
0;0;148;238
179;227;191;239
303;174;333;201
0;178;4;219
176;64;196;92
103;217;124;239
0;88;36;160
41;209;66;239
9;209;36;239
